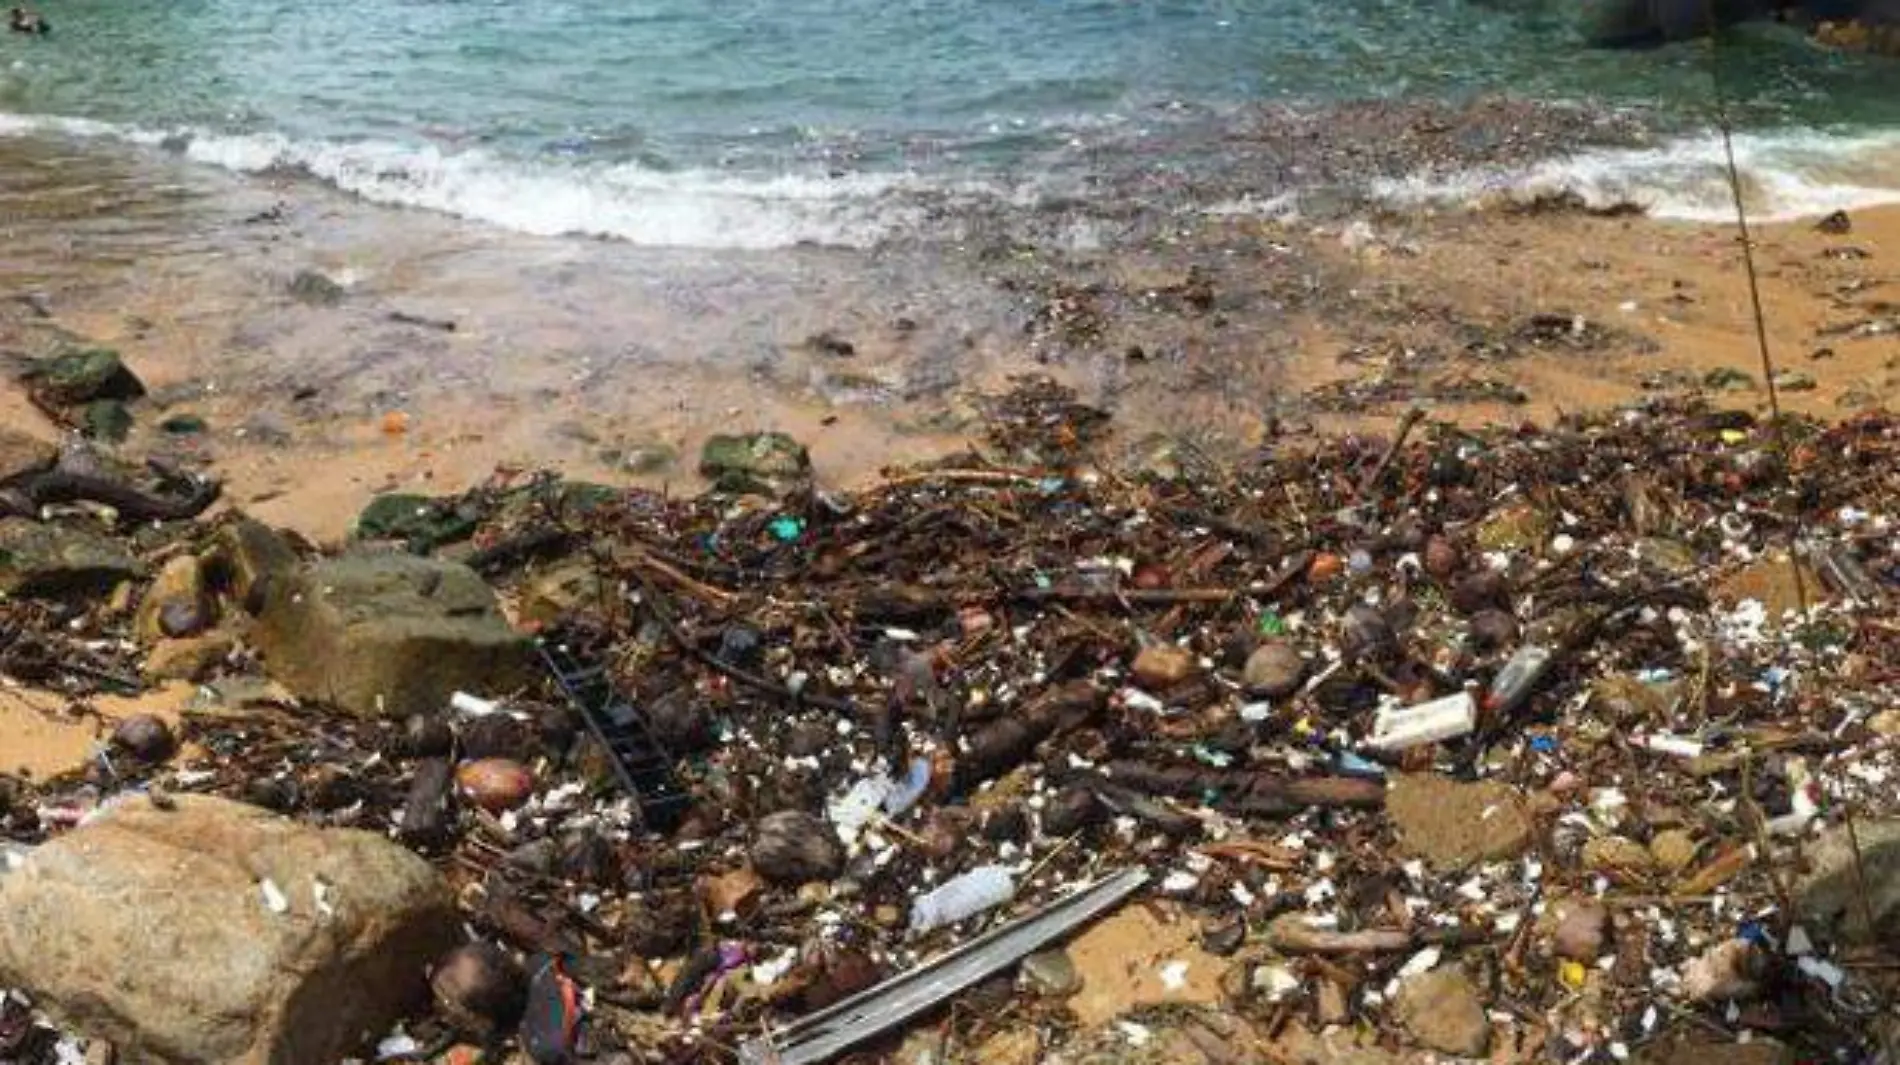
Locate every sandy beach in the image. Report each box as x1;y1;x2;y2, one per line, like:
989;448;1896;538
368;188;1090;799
5;176;1896;781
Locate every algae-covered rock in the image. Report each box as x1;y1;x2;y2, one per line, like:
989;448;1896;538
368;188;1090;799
0;517;142;599
355;493;480;552
83;399;134;443
25;347;146;407
700;432;812;497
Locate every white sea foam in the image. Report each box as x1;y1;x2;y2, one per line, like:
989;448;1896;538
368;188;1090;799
1373;126;1900;223
0;110;934;249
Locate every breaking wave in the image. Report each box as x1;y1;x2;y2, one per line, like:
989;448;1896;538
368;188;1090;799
1372;126;1900;223
0;110;940;249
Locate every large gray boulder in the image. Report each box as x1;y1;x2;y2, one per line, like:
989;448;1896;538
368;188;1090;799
251;552;530;718
0;795;459;1065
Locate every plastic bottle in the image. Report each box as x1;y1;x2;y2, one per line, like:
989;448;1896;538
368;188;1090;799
908;865;1016;934
828;775;896;846
1485;645;1552;714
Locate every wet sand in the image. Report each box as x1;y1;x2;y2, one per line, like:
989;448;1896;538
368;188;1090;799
2;127;1897;555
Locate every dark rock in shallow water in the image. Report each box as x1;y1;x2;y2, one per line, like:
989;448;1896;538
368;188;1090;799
288;268;347;306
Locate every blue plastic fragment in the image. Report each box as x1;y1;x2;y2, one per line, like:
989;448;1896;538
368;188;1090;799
769;515;805;542
1529;736;1558;754
1334;751;1386;778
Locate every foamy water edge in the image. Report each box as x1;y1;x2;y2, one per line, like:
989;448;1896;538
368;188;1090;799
6;109;1900;248
1374;127;1900;223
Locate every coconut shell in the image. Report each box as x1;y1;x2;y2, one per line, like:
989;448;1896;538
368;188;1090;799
455;758;535;813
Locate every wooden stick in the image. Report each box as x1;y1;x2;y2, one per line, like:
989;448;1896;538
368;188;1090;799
1015;586;1236;605
1355;405;1426;500
877;469;1043;491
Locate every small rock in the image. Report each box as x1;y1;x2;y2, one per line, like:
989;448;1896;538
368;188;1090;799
110;713;177;763
1019;949;1081;997
1552;901;1611;962
430;942;527;1040
1771;370;1817;393
1448;569;1509;615
288;269;347;306
750;810;844;885
1815;209;1853;235
1201;917;1246;956
1041;786;1104;836
1793;818;1900;945
1466;609;1519;652
1649;829;1700;874
142;632;238;684
0;517;141;599
135;555;212;644
1680;938;1764;1003
1870;709;1900;737
0;428;56;486
455;758;535;813
1704;366;1757;392
1340;604;1398;661
1423;535;1460;578
24;347;146;407
979;805;1029;843
646;690;714;754
1394;968;1490;1057
1387;774;1534;869
1131;643;1197;689
1583;835;1656;877
205;518;300;615
806;330;856;357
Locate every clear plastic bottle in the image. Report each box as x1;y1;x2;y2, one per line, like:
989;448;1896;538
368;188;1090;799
909;865;1016;934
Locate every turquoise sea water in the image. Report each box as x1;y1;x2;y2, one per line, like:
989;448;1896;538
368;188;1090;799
3;0;1899;245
